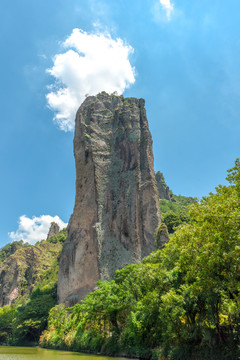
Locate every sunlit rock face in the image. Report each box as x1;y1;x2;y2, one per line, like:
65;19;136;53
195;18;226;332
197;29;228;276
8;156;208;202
0;240;63;307
58;92;163;305
47;222;60;240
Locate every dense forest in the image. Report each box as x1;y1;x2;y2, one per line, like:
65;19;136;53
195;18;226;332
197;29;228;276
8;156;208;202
0;159;240;359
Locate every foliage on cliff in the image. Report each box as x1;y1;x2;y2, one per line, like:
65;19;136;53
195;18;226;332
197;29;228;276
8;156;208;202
0;229;66;307
160;194;198;233
40;160;240;359
0;229;67;344
0;240;29;266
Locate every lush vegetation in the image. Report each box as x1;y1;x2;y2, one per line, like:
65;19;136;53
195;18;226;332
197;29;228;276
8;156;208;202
160;194;198;233
0;240;29;266
39;160;240;359
1;160;240;359
0;230;67;345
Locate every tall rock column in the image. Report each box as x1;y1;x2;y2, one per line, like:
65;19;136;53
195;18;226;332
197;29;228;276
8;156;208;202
58;92;162;305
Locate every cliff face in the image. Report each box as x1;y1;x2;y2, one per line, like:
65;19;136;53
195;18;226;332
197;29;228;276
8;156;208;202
58;92;163;305
155;171;171;201
0;233;65;307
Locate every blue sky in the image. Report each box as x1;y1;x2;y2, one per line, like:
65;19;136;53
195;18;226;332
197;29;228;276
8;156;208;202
1;0;240;246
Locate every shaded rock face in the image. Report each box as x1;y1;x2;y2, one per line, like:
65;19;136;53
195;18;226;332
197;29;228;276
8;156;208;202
58;93;162;305
155;171;171;201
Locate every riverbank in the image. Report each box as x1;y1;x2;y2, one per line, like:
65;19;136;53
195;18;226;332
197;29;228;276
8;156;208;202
0;346;136;360
40;344;142;360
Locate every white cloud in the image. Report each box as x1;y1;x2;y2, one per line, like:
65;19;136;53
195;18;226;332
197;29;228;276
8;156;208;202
46;28;135;132
159;0;174;19
8;215;67;245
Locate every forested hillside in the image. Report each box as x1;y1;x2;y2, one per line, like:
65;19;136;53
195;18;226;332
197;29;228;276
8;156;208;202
0;240;29;266
160;194;198;233
0;230;67;344
0;159;239;359
39;159;240;360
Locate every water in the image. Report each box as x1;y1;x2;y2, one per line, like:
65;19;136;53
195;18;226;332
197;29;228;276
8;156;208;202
0;347;128;360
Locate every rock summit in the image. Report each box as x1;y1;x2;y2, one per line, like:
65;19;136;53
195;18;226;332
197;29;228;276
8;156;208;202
58;92;163;304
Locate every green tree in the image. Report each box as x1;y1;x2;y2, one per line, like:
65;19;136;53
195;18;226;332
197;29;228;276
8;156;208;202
0;306;17;344
162;212;182;233
13;285;57;343
40;160;240;359
155;158;240;359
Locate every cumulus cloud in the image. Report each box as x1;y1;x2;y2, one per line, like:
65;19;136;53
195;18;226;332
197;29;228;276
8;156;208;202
8;215;67;245
46;28;135;131
159;0;174;19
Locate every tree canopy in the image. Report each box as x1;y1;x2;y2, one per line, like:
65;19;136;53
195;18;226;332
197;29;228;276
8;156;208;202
1;160;240;359
40;159;240;359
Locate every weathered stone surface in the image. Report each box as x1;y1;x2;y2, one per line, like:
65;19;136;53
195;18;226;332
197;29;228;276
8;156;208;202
155;171;171;200
47;222;60;240
0;241;62;306
58;92;163;305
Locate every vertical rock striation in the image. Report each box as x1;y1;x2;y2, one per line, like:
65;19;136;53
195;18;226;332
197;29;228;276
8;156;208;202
58;92;162;305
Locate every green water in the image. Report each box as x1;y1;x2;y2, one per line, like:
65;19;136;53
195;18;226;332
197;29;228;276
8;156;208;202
0;347;128;360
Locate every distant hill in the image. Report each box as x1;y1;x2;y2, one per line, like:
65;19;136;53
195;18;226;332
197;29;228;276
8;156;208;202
0;240;29;266
0;228;67;307
155;171;198;233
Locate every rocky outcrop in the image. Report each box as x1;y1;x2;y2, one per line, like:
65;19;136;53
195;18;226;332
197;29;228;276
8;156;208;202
58;92;163;305
47;222;60;240
155;171;171;200
0;233;65;306
0;240;28;266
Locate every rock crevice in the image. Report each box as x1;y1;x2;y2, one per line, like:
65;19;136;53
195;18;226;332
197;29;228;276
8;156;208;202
58;93;162;305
